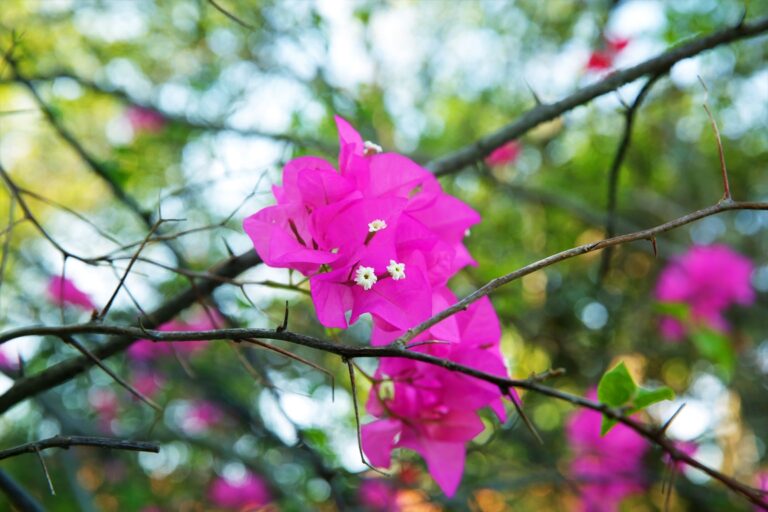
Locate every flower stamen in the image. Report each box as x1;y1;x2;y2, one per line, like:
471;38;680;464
354;266;378;290
386;260;406;280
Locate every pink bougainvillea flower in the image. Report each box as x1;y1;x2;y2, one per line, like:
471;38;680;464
243;116;480;329
47;275;96;310
243;115;508;497
181;400;224;434
130;369;165;399
485;141;521;167
359;478;400;512
127;310;222;361
208;471;271;510
566;390;648;512
362;296;508;497
0;345;19;372
655;244;755;341
126;106;166;133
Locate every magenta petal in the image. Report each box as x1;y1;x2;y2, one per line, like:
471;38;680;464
310;270;354;328
410;436;466;497
47;276;96;310
361;418;401;469
243;206;336;274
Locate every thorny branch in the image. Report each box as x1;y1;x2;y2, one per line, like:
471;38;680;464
0;435;159;461
3;321;767;507
426;15;768;176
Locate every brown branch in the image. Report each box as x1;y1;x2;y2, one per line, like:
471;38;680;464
0;435;158;461
4;322;767;507
426;15;768;176
599;73;664;280
395;200;768;346
0;249;262;414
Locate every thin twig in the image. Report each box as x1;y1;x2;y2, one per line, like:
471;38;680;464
346;360;386;475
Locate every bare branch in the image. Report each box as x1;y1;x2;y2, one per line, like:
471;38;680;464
426;15;768;176
0;435;159;461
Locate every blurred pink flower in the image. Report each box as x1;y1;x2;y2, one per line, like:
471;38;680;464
485;141;521;167
127;310;222;361
126;106;165;133
359;479;400;512
755;471;768;511
586;35;630;72
89;388;119;433
130;369;165;398
47;275;95;310
566;390;648;512
0;346;18;372
181;400;223;434
655;244;755;341
208;471;271;510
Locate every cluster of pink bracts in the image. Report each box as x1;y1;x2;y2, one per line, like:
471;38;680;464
243;116;510;495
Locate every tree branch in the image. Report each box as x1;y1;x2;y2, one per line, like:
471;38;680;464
0;435;158;461
3;322;766;507
426;15;768;176
395;200;768;345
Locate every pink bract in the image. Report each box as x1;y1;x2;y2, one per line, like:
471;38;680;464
47;275;96;310
485;141;521;167
566;391;648;512
126;106;166;133
182;400;223;434
243;116;509;497
208;471;271;510
655;244;755;341
359;479;400;512
243;116;480;329
127;310;222;361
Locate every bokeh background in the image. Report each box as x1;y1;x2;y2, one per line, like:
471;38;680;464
0;0;767;510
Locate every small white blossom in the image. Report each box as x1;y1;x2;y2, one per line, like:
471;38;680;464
354;266;378;290
386;260;406;280
363;141;383;156
368;219;387;232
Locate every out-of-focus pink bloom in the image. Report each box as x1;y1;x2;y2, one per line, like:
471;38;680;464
46;275;96;310
127;310;222;361
586;35;630;72
359;479;400;512
485;141;521;167
755;471;768;511
126;106;166;133
181;400;223;434
130;369;165;398
655;244;755;341
606;36;630;53
0;346;19;372
586;51;614;71
89;388;119;433
566;390;648;512
663;441;698;473
208;471;271;510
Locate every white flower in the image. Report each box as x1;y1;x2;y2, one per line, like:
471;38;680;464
368;219;387;232
354;266;378;290
363;141;383;156
386;260;406;280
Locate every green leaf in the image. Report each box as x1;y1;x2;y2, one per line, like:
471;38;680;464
654;301;691;321
597;362;637;407
691;329;735;379
633;386;675;410
600;417;618;436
